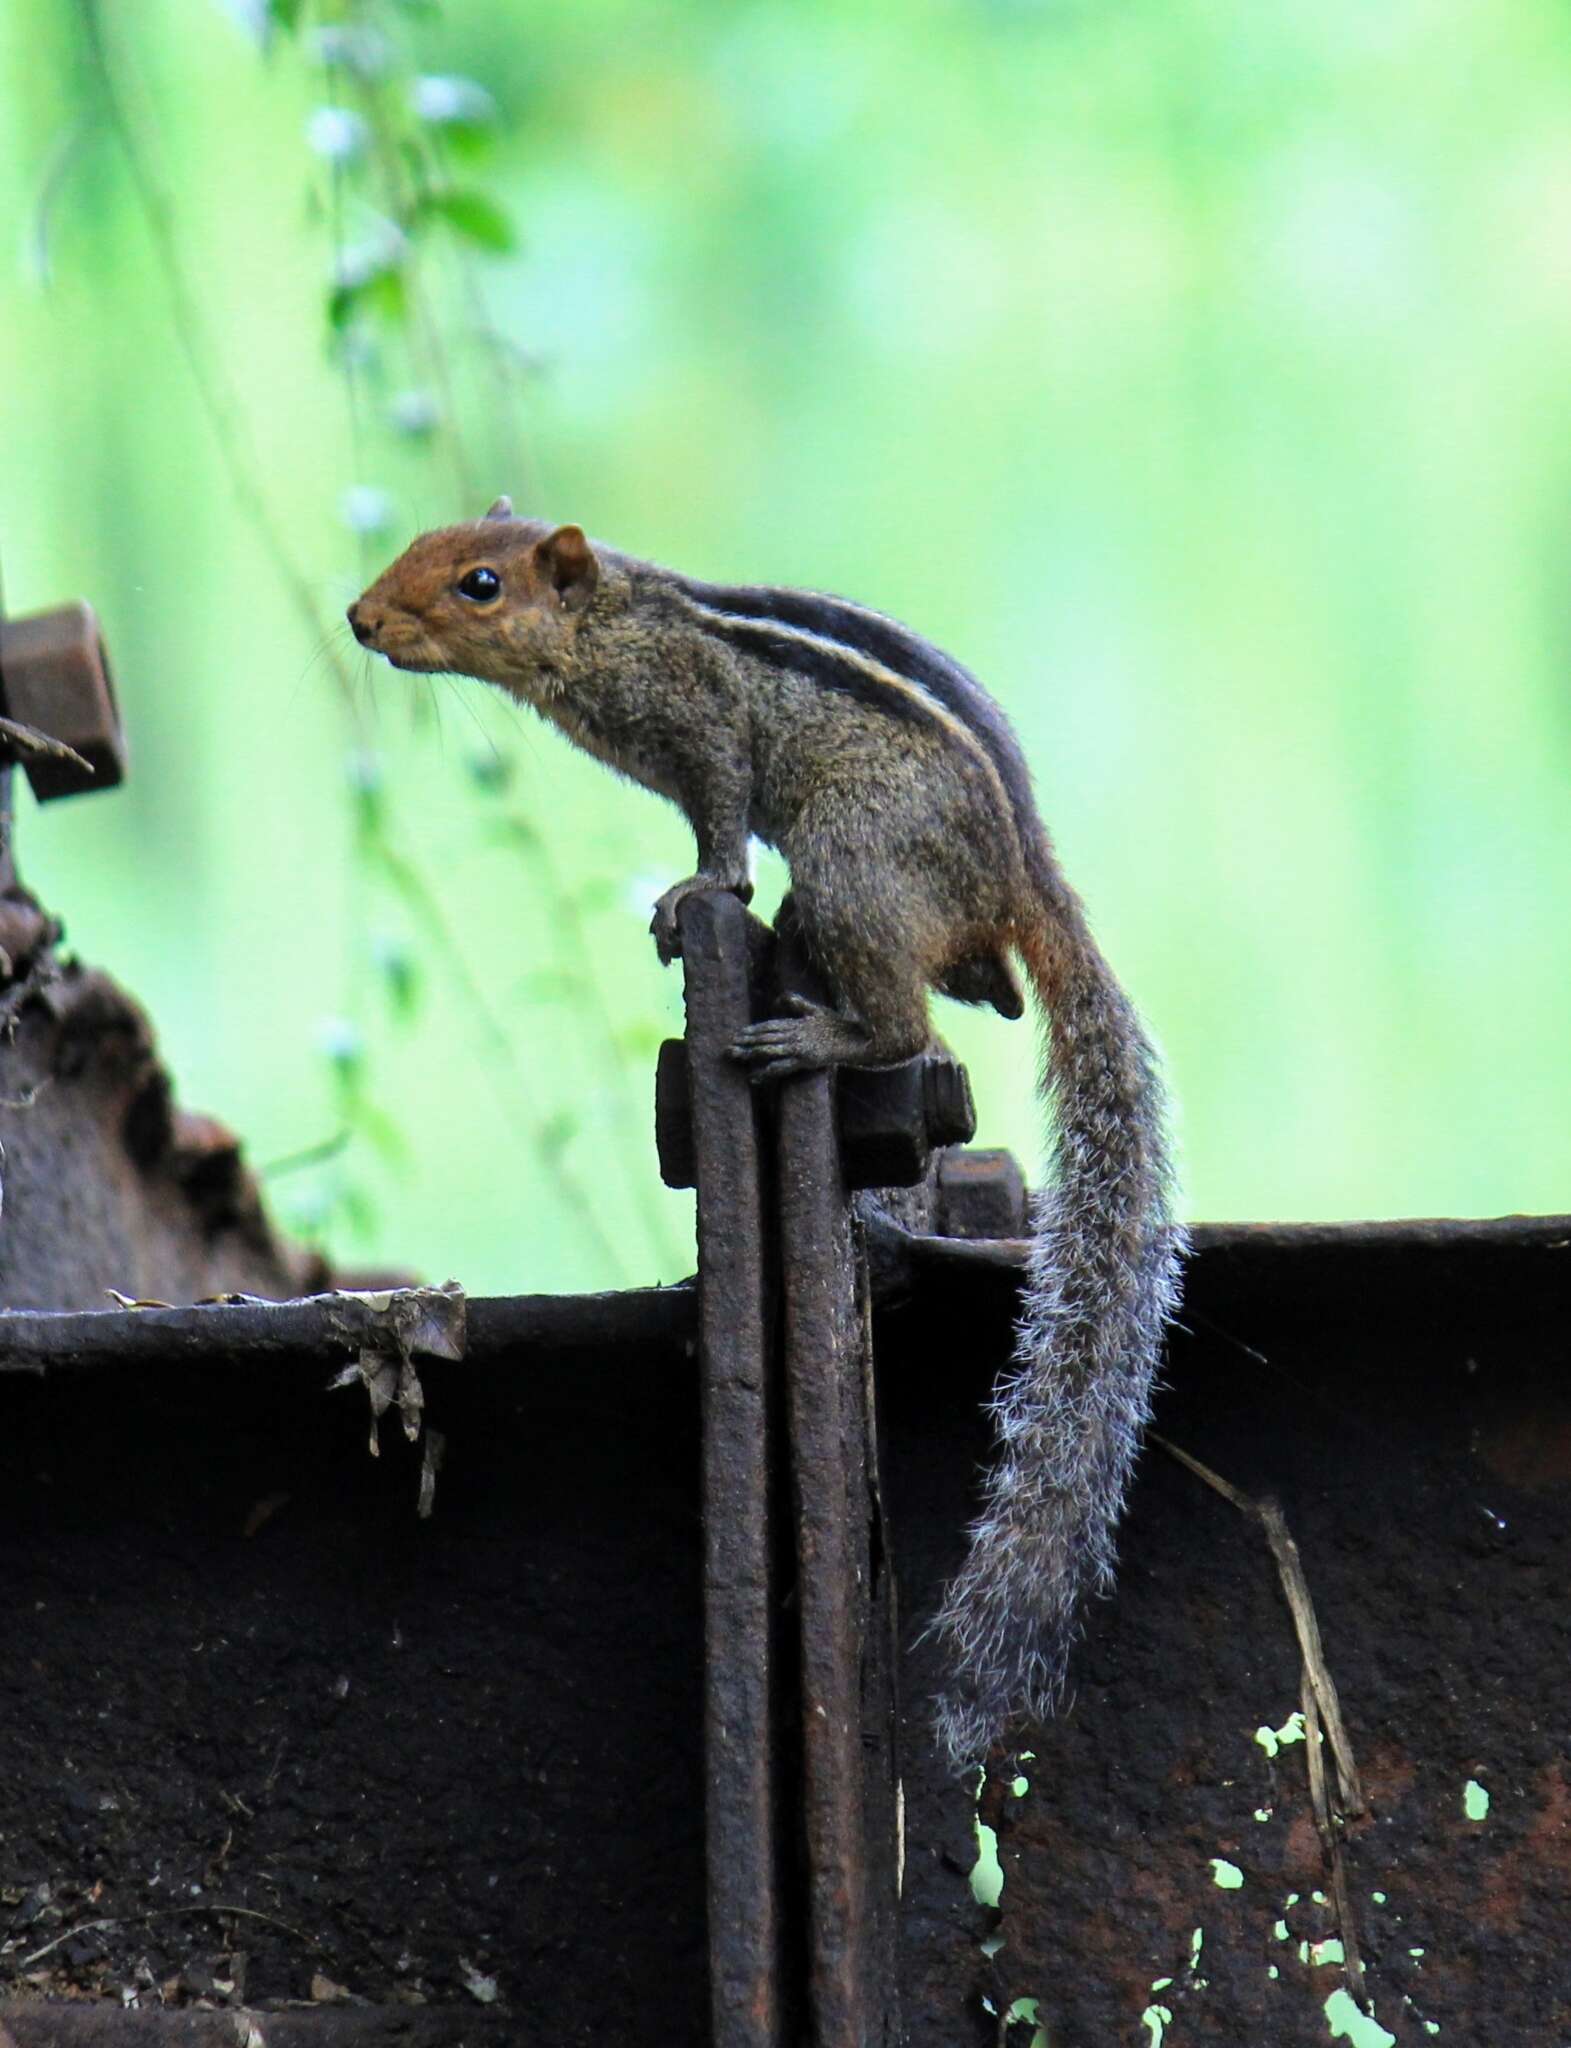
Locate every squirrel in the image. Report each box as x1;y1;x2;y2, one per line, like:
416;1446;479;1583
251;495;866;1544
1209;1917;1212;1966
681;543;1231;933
348;498;1185;1768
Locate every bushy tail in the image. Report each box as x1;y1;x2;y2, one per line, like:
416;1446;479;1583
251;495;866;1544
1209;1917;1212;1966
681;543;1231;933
930;881;1185;1769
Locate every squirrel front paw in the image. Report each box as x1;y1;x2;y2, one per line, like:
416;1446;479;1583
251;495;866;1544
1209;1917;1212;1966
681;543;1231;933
649;872;753;964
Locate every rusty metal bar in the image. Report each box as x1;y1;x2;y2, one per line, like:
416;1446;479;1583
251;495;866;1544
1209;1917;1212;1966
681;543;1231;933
0;1285;692;1375
677;890;783;2048
771;945;900;2048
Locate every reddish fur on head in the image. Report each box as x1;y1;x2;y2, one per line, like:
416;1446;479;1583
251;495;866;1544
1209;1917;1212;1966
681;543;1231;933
347;511;599;696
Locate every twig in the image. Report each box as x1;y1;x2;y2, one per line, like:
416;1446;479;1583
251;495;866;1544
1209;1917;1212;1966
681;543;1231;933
0;718;92;774
1302;1673;1368;2005
16;1902;322;1972
1152;1434;1364;1815
1153;1432;1371;2010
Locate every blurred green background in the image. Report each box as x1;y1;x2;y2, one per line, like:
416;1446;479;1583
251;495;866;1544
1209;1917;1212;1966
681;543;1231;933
1;0;1566;1294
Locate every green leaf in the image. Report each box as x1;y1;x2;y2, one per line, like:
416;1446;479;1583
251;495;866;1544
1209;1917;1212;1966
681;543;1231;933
443;124;496;167
365;266;409;325
268;0;304;31
422;189;515;253
329;266;407;336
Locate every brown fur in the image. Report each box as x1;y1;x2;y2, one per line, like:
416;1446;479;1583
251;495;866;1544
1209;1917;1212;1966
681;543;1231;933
351;512;1185;1765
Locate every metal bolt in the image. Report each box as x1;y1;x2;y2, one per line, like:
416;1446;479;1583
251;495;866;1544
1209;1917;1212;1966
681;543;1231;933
0;601;127;801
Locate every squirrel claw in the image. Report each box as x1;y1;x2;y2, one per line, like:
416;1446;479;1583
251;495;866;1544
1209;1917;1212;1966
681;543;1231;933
650;874;753;965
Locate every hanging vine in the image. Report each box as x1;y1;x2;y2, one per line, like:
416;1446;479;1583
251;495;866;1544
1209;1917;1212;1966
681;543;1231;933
53;0;682;1281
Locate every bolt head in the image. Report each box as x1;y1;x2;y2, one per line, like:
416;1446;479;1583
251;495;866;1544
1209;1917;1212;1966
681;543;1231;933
0;601;127;801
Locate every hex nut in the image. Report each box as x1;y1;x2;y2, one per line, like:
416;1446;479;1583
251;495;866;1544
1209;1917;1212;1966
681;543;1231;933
0;600;127;800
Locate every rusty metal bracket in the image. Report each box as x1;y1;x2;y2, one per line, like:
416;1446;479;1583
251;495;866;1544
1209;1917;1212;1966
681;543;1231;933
676;890;784;2048
0;585;127;909
673;895;931;2047
0;601;127;804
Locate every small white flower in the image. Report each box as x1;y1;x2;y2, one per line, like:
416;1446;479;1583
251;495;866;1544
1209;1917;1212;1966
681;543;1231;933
318;1017;364;1064
345;748;384;795
341;485;392;536
411;74;495;126
332;218;408;289
306;106;369;164
212;0;270;44
389;389;440;436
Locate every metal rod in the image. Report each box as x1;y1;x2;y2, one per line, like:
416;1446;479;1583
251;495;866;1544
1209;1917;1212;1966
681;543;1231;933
678;890;783;2048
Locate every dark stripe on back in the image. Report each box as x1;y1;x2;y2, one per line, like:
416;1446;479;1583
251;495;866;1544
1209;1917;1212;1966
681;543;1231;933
685;603;934;728
678;575;1040;828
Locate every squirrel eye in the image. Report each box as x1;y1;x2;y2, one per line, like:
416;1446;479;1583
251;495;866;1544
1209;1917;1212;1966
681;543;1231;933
457;566;502;603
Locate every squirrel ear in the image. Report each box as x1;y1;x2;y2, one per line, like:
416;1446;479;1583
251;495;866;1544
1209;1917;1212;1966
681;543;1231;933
484;495;514;521
535;524;598;614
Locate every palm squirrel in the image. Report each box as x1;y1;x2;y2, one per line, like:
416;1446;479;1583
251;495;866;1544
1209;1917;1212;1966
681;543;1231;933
349;499;1185;1767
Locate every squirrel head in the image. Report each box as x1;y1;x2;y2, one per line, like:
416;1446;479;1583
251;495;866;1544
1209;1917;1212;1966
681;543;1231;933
348;499;600;695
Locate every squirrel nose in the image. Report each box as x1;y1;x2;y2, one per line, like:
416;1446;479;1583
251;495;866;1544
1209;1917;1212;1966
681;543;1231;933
347;602;377;648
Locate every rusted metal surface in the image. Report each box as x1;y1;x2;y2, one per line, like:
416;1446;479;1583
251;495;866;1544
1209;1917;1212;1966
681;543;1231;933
678;890;782;2048
0;1282;706;2038
659;1029;977;1195
654;1035;696;1188
2;1189;1568;2039
0;2009;525;2043
0;586;330;1313
932;1148;1027;1241
836;1055;975;1191
0;1285;691;1374
772;929;901;2048
882;1213;1571;2047
0;1286;466;1376
0;600;127;800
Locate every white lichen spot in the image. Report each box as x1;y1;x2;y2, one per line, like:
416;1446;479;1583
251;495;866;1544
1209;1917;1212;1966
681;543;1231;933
1408;1948;1425;1960
1149;1977;1172;1993
1268;1965;1280;1980
1274;1920;1290;1943
1323;1988;1395;2046
1422;2024;1440;2036
1210;1858;1244;1890
1010;1775;1030;1799
1310;1939;1345;1967
1463;1779;1490;1821
1254;1808;1273;1823
1371;1891;1387;1905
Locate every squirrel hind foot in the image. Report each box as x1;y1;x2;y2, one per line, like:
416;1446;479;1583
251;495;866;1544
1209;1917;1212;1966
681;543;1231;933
730;1001;869;1083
